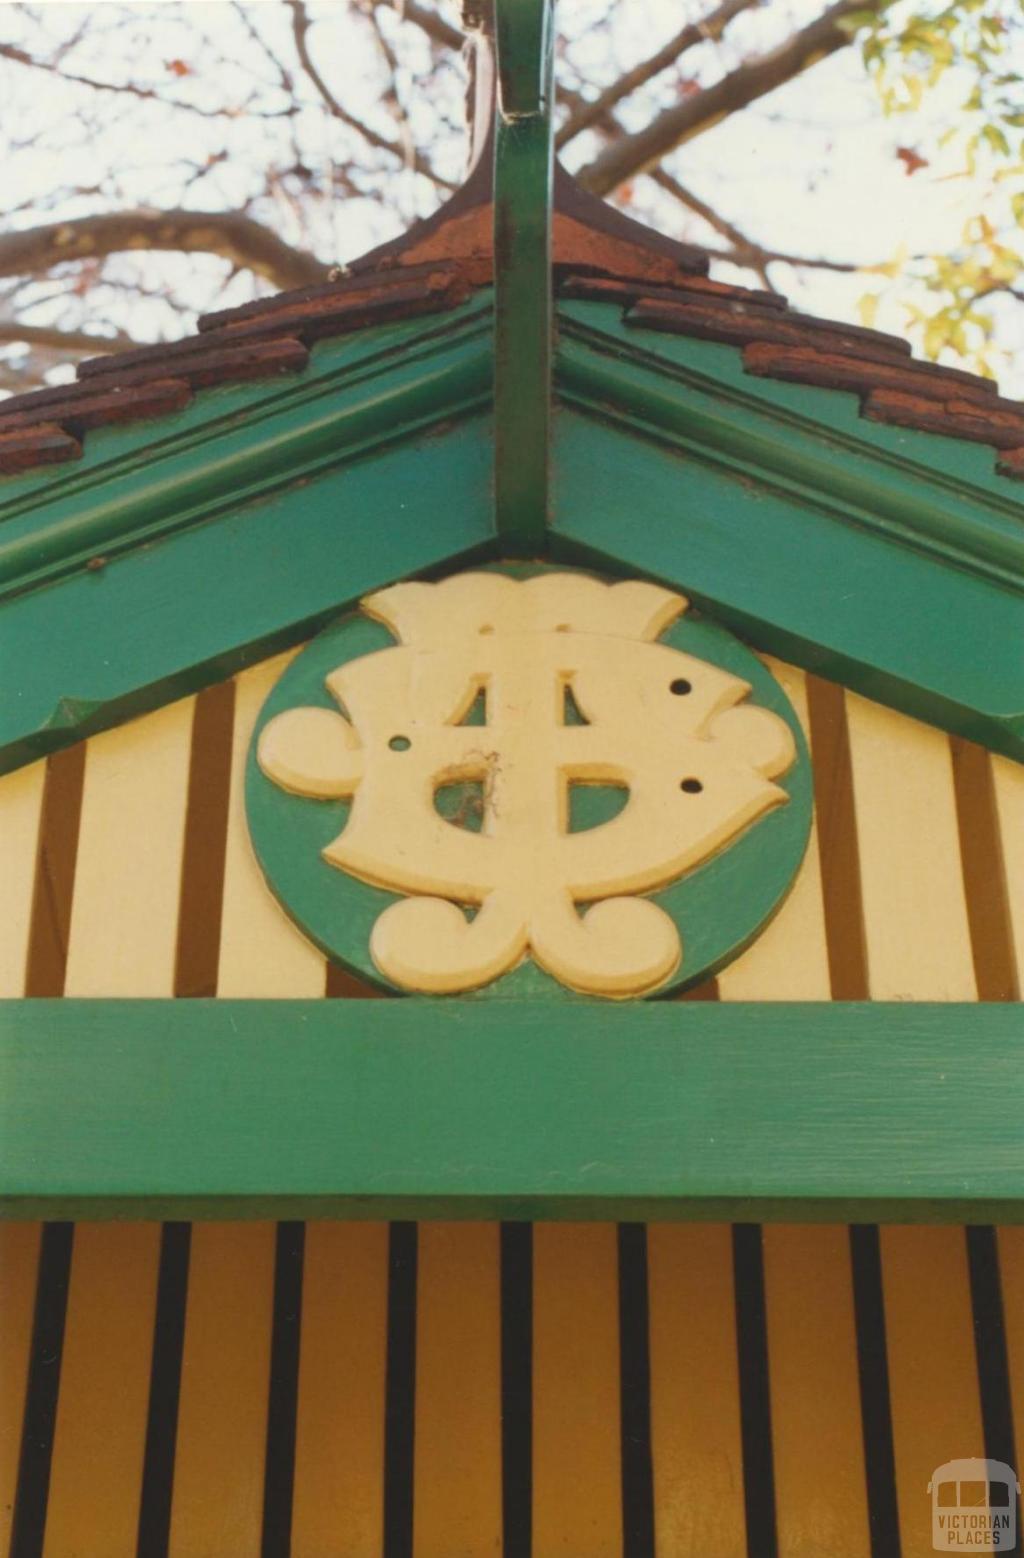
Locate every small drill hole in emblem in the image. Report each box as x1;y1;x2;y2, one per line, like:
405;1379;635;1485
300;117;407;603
670;678;692;695
389;735;411;752
680;777;703;794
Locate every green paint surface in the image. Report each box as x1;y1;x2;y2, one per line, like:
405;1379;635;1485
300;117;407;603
245;569;812;998
2;1000;1021;1221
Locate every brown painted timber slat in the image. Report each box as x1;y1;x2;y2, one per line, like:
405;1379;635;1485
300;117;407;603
0;423;80;474
864;386;1024;450
0;379;192;436
559;271;790;313
197;260;469;332
629;300;920;370
74;336;309;393
743;341;998;404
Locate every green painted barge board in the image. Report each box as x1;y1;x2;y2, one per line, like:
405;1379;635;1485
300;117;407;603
2;1000;1021;1222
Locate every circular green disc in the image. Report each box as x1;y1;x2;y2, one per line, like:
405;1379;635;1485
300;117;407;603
246;569;812;999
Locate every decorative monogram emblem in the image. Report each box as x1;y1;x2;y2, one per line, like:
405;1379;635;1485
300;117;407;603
251;572;800;997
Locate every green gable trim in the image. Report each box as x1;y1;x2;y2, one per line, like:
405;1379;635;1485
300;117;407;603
2;1000;1021;1222
0;293;1021;773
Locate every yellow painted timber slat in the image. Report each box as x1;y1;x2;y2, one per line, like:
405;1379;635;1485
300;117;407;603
533;1224;621;1557
763;1226;870;1558
0;1223;41;1556
413;1223;502;1558
42;1223;162;1558
718;660;829;1000
0;760;45;997
219;655;326;996
647;1224;746;1558
991;754;1024;990
63;697;195;997
291;1222;389;1558
844;693;976;1001
169;1222;277;1558
996;1228;1024;1485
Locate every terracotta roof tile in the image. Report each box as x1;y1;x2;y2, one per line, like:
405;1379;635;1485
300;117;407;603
1;250;1021;485
741;341;995;404
863;387;1024;449
0;378;192;435
0;423;81;474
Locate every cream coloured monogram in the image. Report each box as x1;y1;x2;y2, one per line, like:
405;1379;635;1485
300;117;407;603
257;572;795;996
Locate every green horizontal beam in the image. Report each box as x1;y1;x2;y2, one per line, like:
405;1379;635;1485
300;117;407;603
2;1000;1021;1222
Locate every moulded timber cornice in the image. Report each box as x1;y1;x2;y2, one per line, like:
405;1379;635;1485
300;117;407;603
0;299;493;606
555;309;1024;591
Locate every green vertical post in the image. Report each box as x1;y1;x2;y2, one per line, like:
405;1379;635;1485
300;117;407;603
493;0;554;556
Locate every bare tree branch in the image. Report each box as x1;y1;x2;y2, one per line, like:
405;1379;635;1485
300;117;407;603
287;0;455;188
0;210;329;289
0;40;296;121
0;322;141;354
556;0;760;150
373;0;464;53
576;0;884;195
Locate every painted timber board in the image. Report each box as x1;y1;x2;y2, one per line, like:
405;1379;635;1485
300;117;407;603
1;1000;1021;1221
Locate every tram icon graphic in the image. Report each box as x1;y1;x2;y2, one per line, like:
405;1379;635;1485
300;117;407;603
930;1459;1020;1551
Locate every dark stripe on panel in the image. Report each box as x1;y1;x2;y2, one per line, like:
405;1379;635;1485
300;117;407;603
383;1222;417;1558
733;1224;777;1558
24;748;85;997
10;1222;73;1558
501;1222;533;1558
849;1225;901;1558
966;1226;1021;1558
136;1222;191;1558
805;675;869;1000
262;1222;305;1558
174;680;234;998
951;738;1020;1001
618;1224;655;1558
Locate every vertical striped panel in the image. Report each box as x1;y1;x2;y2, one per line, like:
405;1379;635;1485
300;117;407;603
647;1224;746;1558
414;1223;502;1557
0;761;45;997
880;1227;989;1557
42;701;193;1553
532;1224;621;1556
721;668;869;1555
992;754;1024;989
718;660;830;1001
846;695;986;1554
997;1228;1024;1487
0;764;46;1551
218;654;326;997
165;659;323;1551
844;693;976;1000
291;1223;389;1556
762;1226;870;1558
0;1223;41;1556
168;1222;277;1558
63;697;195;996
42;1223;162;1558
